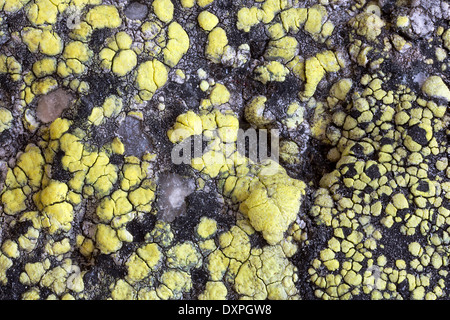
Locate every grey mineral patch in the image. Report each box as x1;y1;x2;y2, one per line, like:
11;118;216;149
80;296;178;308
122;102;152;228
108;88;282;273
410;9;434;37
0;161;7;194
124;2;148;20
36;88;73;123
117;116;152;157
157;172;195;223
412;71;428;87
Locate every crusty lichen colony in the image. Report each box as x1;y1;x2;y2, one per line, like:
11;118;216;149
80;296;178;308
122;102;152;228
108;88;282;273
0;0;449;300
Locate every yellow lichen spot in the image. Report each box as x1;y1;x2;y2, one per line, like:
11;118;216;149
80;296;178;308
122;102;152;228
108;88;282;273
21;27;63;56
442;28;450;51
328;78;352;107
88;107;104;126
77;236;95;258
205;27;228;63
305;4;327;35
21;261;48;285
200;80;210;92
236;7;261;32
99;48;115;71
197;217;217;239
0;107;13;133
198;281;227;300
126;253;150;282
126;243;161;283
260;0;282;24
152;0;174;23
17;226;39;252
193;150;227;177
301;56;325;99
239;163;306;245
254;61;289;84
166;242;201;271
180;0;195;8
321;20;335;39
32;58;57;78
244;95;273;128
41;201;74;234
112;49;137;76
391;34;411;53
316;50;341;73
234;245;298;299
435;47;447;62
135;59;168;101
46;238;71;256
128;187;155;212
167;110;203;143
215;111;240;143
121;162;146;190
219;226;251;262
85;5;122;29
421;76;450;101
279;140;301;164
95;224;122;254
22;288;40;300
31;76;58;96
233;256;265;299
267;23;285;40
111;279;136;300
49;117;71;140
69;19;93;41
392;193;409;210
103;95;123;118
37;180;68;208
280;8;308;33
349;12;385;42
0;54;22;81
138;243;162;270
1;240;19;259
15;144;45;190
0;0;31;12
39;260;72;295
115;31;133;49
159;269;192;299
210;83;230;106
411;286;425;300
26;0;60;25
99;32;137;76
264;36;298;63
163;22;190;67
111;137;125;155
1;188;27;215
396;16;410;28
197;0;214;7
198;11;219;31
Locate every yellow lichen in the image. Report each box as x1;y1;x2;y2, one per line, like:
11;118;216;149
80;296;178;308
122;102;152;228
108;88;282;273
205;27;228;63
21;27;63;56
152;0;174;23
135;60;168;101
198;11;219;31
163;22;190;68
85;5;122;30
